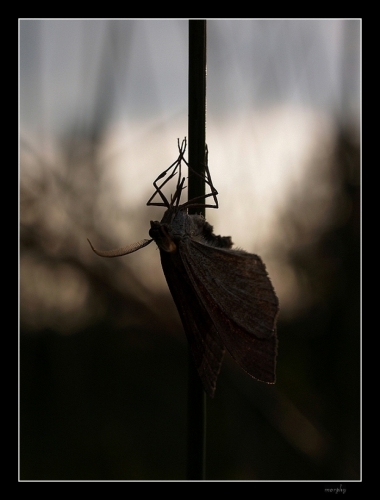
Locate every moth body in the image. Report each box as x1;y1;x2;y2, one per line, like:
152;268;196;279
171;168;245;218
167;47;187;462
149;208;232;255
88;139;279;397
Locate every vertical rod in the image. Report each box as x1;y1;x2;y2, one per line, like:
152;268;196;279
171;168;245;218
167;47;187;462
187;19;207;481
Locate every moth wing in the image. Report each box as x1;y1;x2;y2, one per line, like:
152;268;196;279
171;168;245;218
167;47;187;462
159;250;225;398
181;240;279;338
179;240;279;383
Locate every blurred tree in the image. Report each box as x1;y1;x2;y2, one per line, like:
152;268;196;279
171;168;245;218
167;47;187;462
20;122;360;480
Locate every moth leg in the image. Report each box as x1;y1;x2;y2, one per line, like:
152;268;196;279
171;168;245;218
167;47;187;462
203;145;219;208
146;162;179;207
181;145;219;210
171;176;186;208
146;138;187;208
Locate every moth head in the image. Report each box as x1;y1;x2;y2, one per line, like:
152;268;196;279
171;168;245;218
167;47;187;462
149;221;177;253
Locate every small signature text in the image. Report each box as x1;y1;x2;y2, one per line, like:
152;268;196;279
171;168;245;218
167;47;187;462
324;484;346;494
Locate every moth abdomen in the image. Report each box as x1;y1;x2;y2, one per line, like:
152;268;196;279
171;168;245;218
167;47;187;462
204;233;233;249
191;215;233;249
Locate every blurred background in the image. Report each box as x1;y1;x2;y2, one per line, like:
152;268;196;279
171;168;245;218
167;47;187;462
19;19;360;480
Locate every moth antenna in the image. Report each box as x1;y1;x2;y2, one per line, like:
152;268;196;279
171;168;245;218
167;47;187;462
87;238;153;257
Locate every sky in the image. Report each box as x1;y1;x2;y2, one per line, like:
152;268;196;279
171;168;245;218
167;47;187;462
19;19;361;306
20;19;360;132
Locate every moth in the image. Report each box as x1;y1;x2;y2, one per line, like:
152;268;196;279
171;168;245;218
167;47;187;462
88;139;279;397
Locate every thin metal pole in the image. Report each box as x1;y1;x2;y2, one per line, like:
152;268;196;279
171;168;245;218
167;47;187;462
187;19;207;481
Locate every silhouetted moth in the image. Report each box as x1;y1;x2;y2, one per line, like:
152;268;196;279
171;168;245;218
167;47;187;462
88;139;279;397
